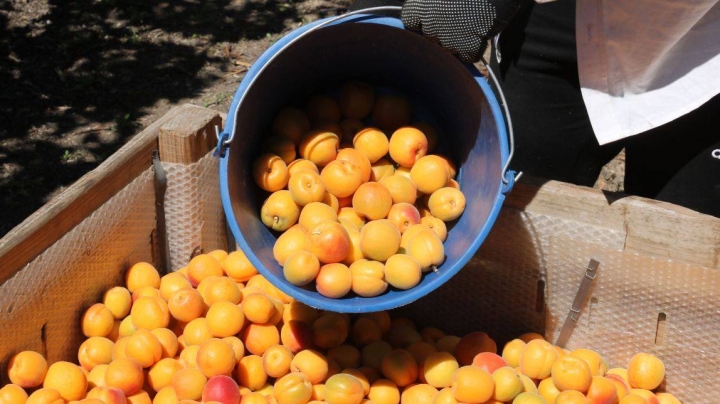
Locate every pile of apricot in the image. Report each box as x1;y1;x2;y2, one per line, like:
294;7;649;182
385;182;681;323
1;255;679;404
252;82;466;299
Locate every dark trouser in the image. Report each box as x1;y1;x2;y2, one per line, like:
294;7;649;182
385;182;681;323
491;0;719;217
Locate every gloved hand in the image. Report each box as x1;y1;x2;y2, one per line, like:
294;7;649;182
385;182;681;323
401;0;522;63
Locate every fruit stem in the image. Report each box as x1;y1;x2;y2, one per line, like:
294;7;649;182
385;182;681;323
432;265;438;273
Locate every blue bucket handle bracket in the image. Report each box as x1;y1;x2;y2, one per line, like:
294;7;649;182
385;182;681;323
479;58;522;192
216;5;521;191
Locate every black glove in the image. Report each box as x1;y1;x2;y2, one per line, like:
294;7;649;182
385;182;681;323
401;0;521;63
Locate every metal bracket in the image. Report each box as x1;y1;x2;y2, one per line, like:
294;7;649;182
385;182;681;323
555;259;600;348
152;150;170;274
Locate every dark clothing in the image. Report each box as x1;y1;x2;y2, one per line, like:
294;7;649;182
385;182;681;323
491;0;719;217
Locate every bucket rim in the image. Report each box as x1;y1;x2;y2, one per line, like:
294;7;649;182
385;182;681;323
218;13;512;312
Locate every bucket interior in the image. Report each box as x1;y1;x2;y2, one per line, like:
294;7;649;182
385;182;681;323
223;18;507;312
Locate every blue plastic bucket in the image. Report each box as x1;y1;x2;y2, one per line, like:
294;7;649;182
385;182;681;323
218;10;516;313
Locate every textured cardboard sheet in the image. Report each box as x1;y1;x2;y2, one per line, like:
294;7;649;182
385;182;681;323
163;152;228;270
0;171;155;380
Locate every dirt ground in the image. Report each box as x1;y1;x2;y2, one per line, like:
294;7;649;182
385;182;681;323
0;0;623;238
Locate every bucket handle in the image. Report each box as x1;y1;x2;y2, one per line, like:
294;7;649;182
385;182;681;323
216;5;520;187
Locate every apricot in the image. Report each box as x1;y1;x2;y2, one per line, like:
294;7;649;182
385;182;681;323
528;376;560;403
336;148;372;183
242;323;280;356
288;158;319;176
367;379;400;404
260;345;293;379
252;153;289;193
381;349;418;388
287;169;326;206
339;81;375;119
353;182;393;221
321;159;363;198
237;355;268;391
8;350;48;388
261;135;296;165
451;366;493;404
605;374;630;401
551;356;593;393
362;341;393;372
492;367;523;402
299;130;339;167
432;387;458;404
407;341;438;368
280;320;315;354
299;201;338;230
418;327;444;346
342;228;364;265
273;225;309;266
385;203;421;234
423;352;459;389
339;119;366;143
379;175;417;205
272;107;311;144
399;224;433;250
282;301;320;324
472;352;508;374
655;393;681;404
350;259;388;297
514;392;550;404
455;332;497;366
353;128;389;163
410;155;450;195
358;219;401;261
241;292;277;324
324;374;365;404
312;313;349;349
401;383;438;404
383;254;422;290
307;221;350;264
501;339;526;368
627;353;665;391
352;317;383;346
338;207;366;229
201;375;241;404
316;263;353;299
305;94;341;126
555;390;590;404
291;350;329;385
427;187;466;222
419;215;447;242
586;376;618;404
273;372;313;404
283;250;320;286
370;158;396;181
404;230;445;272
520;339;558;380
388;127;428;168
261;190;300;232
372;94;411;132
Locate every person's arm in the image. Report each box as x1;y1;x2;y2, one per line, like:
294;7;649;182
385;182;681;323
401;0;524;63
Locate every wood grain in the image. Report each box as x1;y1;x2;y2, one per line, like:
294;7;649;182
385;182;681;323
505;177;720;269
158;105;221;164
0;106;186;285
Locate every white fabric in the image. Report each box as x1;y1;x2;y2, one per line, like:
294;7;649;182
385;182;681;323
576;0;720;145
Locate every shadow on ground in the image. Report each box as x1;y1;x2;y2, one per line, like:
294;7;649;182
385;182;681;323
0;0;347;236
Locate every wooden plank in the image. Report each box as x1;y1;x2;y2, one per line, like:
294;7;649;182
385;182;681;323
504;177;627;233
158;105;221;164
504;177;720;269
621;197;720;268
0;105;192;285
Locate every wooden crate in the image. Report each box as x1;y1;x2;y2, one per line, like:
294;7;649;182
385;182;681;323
1;104;719;402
